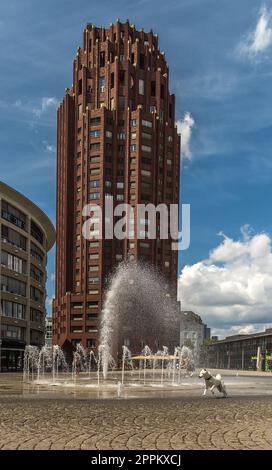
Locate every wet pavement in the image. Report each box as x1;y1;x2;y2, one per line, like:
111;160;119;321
0;370;272;449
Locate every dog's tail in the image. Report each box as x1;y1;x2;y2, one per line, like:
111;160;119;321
215;373;222;380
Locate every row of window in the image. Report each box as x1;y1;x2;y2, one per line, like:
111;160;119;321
1;299;26;319
0;324;25;340
1;200;26;231
71;326;98;333
1;250;26;274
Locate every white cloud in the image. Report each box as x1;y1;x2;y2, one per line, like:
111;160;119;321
46;296;54;314
178;226;272;337
238;5;272;58
176;112;195;160
33;97;58;118
42;140;56;154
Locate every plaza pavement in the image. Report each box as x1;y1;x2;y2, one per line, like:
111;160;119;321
0;371;272;450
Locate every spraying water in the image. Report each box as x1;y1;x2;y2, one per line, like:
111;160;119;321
99;262;180;379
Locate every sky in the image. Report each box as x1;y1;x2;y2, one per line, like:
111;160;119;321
1;0;272;337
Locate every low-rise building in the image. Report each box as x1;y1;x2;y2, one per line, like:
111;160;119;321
180;311;210;360
207;328;272;371
45;316;52;348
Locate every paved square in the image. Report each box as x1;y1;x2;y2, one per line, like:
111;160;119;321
1;372;272;450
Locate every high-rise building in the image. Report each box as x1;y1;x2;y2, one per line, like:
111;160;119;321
0;181;55;371
53;20;180;354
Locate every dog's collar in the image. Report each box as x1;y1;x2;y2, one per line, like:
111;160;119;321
205;375;212;380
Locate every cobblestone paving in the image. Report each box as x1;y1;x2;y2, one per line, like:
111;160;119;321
1;396;272;450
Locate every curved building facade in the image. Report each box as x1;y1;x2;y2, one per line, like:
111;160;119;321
0;181;55;371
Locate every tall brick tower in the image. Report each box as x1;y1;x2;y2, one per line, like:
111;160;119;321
53;20;180;354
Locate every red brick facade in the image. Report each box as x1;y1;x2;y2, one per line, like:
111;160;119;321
53;20;180;354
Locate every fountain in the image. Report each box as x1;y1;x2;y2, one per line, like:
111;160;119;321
23;345;39;382
37;345;52;382
99;262;180;379
52;345;67;383
121;345;132;385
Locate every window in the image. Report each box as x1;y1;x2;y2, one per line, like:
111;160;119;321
90;116;101;125
118;96;125;111
151;80;156;97
89;180;100;188
116;194;124;201
90;168;100;176
150;105;156;113
87;314;98;320
89;266;99;272
89;192;100;200
1;275;26;296
142;119;152;128
131;119;137;127
30;242;44;262
88;301;99;308
141;157;151;165
1;324;25;340
1;300;26;320
99;76;105;92
1;251;26;274
30;286;43;303
89;241;99;248
30;308;43;323
72;314;83;321
139;79;144;95
72;302;83;309
119;54;125;63
30;264;44;283
130;144;136;152
90;156;100;164
1;201;26;231
117;182;124;189
117;132;125;140
87;339;96;348
78;79;82;95
110;72;114;88
168;135;173;143
89;290;99;295
142;145;151;153
140;242;150;249
141;169;151;177
119;70;125;84
71;326;83;333
100;51;105;67
89;253;99;260
90;130;101;138
1;224;26;251
31;220;44;245
160;83;164;99
142;132;152;140
106;130;112;139
90;143;100;151
131;132;137;140
89;277;99;284
139;53;145;69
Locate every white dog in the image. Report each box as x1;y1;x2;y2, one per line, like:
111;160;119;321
199;369;228;397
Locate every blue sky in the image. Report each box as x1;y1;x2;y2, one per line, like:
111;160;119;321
1;0;272;334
